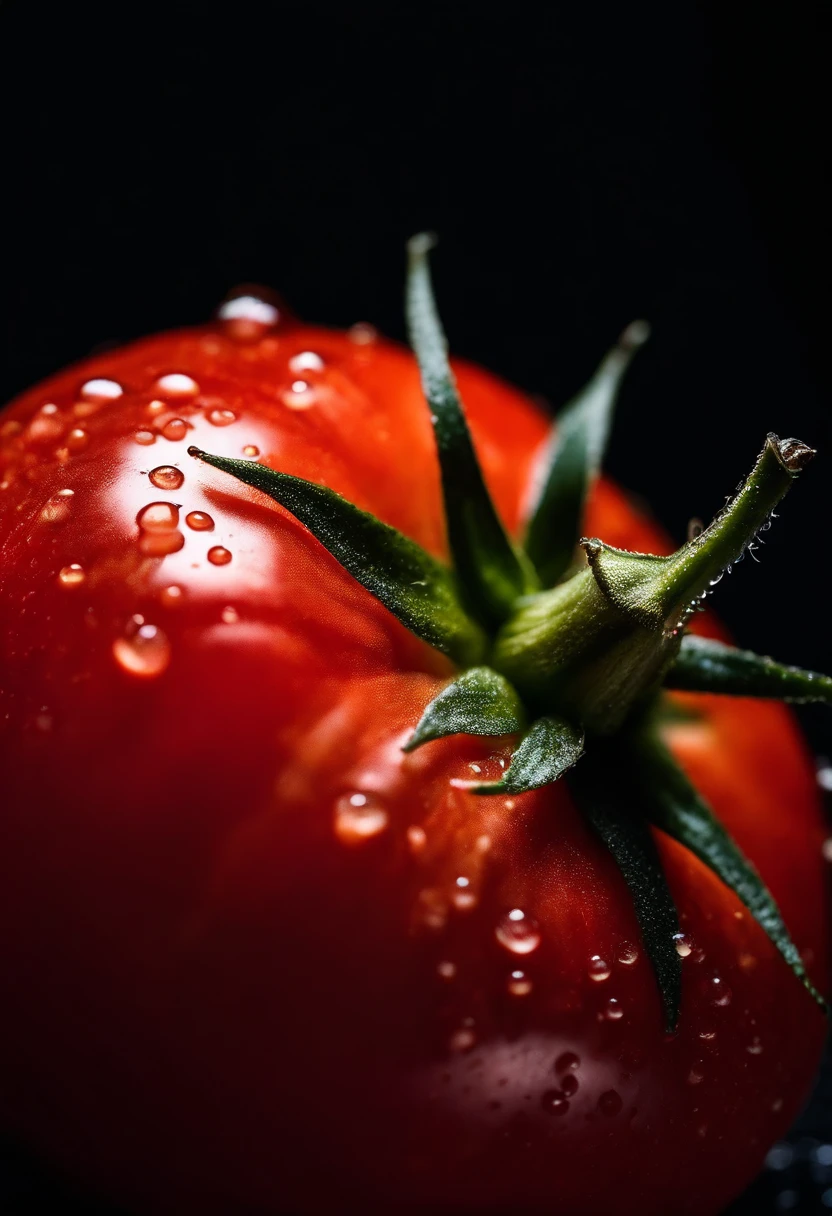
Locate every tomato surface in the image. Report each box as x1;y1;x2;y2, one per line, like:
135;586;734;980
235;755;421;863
0;309;827;1215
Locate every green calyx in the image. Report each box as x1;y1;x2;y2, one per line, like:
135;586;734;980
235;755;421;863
189;236;830;1029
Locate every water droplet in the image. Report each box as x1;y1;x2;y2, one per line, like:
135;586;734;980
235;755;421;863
588;955;611;982
28;406;64;442
58;563;85;587
80;378;122;401
673;933;693;958
598;1090;622;1117
207;546;232;566
185;510;215;532
559;1073;579;1097
437;960;456;980
540;1090;570;1116
112;621;171;678
711;976;733;1006
65;427;89;452
217;291;281;341
208;408;237;427
495;909;541;955
147;400;167;417
282;380;316;410
406;825;427;854
289;350;325;374
149;466;184;491
161;418;188;441
39;488;74;524
137;501;180;532
333;791;389;844
618;943;639;966
604;998;623;1020
415;888;447;931
747;1037;763;1055
349;322;377;345
134;429;156;446
449;1026;476;1053
160;584;184;607
555;1052;580;1073
220;606;239;624
242;444;260;457
688;1066;704;1085
452;875;477;910
156;373;199;397
507;970;533;996
698;1030;716;1041
139;529;185;556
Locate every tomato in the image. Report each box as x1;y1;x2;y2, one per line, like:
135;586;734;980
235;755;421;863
0;299;827;1216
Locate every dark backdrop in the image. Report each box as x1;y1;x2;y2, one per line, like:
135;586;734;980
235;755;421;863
0;2;829;1212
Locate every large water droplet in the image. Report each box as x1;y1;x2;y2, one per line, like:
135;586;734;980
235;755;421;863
673;933;693;958
112;621;171;678
139;530;185;556
208;408;237;427
134;429;156;446
137;502;180;532
217;290;281;341
58;563;85;587
333;791;389;844
495;909;541;955
161;418;188;441
604;998;624;1020
39;488;74;524
597;1090;622;1117
149;466;184;491
185;511;215;532
156;373;199;397
80;378;122;401
555;1052;580;1074
588;955;611;982
207;545;232;566
618;943;639;966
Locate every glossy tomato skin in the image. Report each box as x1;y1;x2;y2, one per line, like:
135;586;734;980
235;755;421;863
0;313;827;1215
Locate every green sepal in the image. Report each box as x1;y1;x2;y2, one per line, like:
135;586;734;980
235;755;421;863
523;320;649;588
406;234;535;625
568;755;682;1033
464;715;584;795
403;666;525;753
631;728;827;1011
187;447;488;666
665;634;832;704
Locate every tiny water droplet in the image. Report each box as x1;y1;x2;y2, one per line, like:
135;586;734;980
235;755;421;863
673;933;693;958
208;408;237;427
588;955;611;982
598;1090;622;1117
618;944;639;966
289;351;325;374
39;488;74;524
80;378;122;401
156;373;199;397
207;545;232;566
221;605;239;624
507;970;533;997
147;400;167;416
112;621;171;678
334;791;389;844
149;466;184;491
452;875;477;910
437;961;456;980
58;563;85;587
137;501;180;532
747;1037;763;1055
495;909;541;955
540;1091;570;1116
688;1066;705;1085
134;430;156;446
349;322;377;345
283;380;316;410
185;511;215;532
242;444;260;457
406;825;427;854
604;998;623;1020
711;976;733;1006
449;1026;476;1053
699;1030;716;1041
160;584;184;607
161;418;188;441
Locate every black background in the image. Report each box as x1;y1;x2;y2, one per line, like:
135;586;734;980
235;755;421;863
0;1;830;1212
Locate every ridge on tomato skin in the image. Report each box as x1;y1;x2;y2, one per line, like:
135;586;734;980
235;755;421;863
0;260;829;1216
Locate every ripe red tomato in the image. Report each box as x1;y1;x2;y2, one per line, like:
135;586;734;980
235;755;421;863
0;300;827;1215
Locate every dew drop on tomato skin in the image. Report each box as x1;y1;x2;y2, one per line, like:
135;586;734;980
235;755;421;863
220;606;239;625
604;998;624;1020
208;408;237;427
618;943;639;966
207;545;232;566
112;621;171;678
66;427;89;451
451;875;477;910
673;932;693;958
159;584;184;607
185;510;214;532
139;529;185;556
597;1090;623;1117
161;418;188;442
146;399;167;417
242;444;260;458
289;351;325;374
588;955;611;982
57;563;85;587
540;1090;570;1117
80;378;123;402
39;488;74;524
348;321;377;345
494;909;541;955
155;373;199;398
437;961;456;981
554;1052;581;1074
148;466;184;491
282;380;317;410
507;970;533;997
137;502;180;533
333;791;389;844
216;289;281;342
